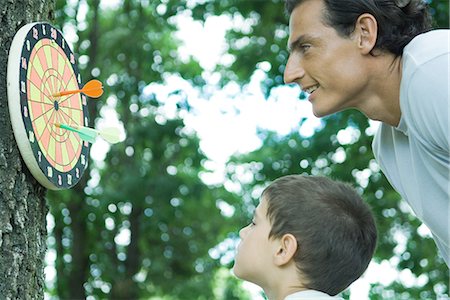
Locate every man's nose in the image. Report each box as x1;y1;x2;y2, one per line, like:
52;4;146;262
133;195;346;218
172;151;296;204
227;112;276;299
284;53;305;84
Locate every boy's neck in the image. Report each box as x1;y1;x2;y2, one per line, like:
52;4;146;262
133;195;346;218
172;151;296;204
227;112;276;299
262;267;308;300
265;286;309;300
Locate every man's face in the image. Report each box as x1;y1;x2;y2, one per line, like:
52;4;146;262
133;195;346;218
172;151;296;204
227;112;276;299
284;0;370;117
233;196;278;287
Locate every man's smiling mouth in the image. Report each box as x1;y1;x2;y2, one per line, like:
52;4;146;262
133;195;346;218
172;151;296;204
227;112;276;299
304;84;319;94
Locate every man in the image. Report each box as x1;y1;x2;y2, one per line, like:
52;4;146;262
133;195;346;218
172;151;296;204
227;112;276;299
283;0;449;266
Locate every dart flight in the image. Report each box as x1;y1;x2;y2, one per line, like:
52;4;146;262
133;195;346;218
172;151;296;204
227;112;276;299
53;79;104;98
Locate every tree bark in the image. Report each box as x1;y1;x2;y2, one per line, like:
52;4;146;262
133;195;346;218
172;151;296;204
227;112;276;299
0;0;55;299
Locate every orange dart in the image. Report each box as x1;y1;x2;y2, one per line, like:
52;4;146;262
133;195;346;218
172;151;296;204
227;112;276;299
53;79;104;98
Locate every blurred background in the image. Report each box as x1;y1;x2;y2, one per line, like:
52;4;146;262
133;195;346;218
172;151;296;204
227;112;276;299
46;0;449;299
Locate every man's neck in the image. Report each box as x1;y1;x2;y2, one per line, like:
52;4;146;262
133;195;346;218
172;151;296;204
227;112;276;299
356;55;403;127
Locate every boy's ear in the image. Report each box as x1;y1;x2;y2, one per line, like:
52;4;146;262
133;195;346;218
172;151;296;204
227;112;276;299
353;13;378;55
274;233;298;266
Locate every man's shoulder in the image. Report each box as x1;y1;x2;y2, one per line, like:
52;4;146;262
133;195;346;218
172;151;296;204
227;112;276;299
404;29;449;64
408;29;449;46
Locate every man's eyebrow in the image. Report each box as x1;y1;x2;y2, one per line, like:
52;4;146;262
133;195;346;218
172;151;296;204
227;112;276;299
287;34;304;52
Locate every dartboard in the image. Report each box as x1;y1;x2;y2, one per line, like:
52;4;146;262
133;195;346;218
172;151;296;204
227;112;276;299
7;22;89;190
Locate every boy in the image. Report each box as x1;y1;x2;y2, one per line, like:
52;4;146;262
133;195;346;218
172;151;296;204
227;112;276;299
233;175;377;300
283;0;449;266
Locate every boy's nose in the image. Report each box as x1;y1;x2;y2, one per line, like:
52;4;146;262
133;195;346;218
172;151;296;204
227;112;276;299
239;225;249;239
284;54;305;84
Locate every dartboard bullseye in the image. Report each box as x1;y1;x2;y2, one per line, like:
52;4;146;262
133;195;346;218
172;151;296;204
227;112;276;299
7;22;90;190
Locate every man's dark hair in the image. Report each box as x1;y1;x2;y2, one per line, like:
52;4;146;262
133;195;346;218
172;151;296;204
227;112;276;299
263;175;377;296
285;0;432;56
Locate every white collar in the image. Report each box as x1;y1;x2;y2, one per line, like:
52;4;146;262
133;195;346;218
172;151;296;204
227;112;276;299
284;290;344;300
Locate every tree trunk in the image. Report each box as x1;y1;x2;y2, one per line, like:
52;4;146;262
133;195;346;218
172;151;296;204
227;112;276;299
111;206;142;299
0;1;55;299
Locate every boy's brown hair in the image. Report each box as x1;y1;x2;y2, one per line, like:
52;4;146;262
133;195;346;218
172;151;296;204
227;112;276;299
263;175;377;295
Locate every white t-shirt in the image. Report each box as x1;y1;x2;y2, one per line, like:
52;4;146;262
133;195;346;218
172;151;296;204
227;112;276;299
284;290;343;300
373;30;450;266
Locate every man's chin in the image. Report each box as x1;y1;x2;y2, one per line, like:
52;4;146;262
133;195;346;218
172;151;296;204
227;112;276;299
312;105;343;118
311;108;329;118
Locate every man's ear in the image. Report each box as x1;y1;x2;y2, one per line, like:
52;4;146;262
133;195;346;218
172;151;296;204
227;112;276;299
274;233;298;266
353;13;378;55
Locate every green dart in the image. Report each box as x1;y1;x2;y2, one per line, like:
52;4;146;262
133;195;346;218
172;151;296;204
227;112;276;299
54;123;121;144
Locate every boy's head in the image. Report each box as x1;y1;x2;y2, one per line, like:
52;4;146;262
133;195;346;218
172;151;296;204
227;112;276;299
233;175;377;296
285;0;431;56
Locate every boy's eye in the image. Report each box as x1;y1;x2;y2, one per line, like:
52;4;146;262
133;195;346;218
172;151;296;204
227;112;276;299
300;44;311;53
